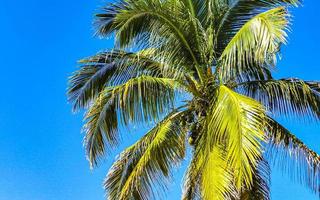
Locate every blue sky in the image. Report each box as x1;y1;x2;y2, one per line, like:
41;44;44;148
0;0;319;199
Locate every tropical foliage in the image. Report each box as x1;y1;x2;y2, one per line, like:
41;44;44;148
68;0;320;199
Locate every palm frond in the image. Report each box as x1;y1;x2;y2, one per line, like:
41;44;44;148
200;146;235;200
83;75;183;166
182;145;235;200
181;154;201;200
94;0;127;37
266;117;320;194
68;62;117;111
104;111;186;200
68;49;182;111
95;0;207;82
218;7;289;81
110;75;182;124
207;85;266;189
237;79;320;120
240;159;271;200
180;0;229;27
84;89;119;167
217;0;299;55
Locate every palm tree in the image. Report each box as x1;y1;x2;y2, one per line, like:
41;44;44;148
68;0;320;199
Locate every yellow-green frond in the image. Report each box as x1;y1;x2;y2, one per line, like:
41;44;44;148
219;7;289;81
182;145;235;200
83;75;184;167
207;85;266;189
201;146;235;200
104;111;186;200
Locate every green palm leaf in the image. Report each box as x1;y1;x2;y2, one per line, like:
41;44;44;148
218;7;289;81
68;49;175;111
84;75;183;166
237;79;320;119
217;0;299;54
104;111;186;200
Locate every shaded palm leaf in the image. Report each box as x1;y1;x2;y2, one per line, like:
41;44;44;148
181;153;201;200
68;49;182;111
237;79;320;120
266;117;320;194
68;62;117;111
239;159;271;200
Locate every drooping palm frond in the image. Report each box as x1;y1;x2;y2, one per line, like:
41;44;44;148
237;79;320;120
266;117;320;194
68;49;156;110
239;159;271;200
206;85;266;189
181;153;201;200
68;62;117;111
218;7;289;81
104;111;186;200
84;89;119;167
84;75;184;166
68;48;189;111
110;75;183;124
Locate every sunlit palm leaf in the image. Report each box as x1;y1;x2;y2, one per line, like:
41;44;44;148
200;146;235;200
217;0;299;55
95;0;206;81
182;143;235;200
218;7;289;81
207;85;266;189
104;111;186;200
266;117;320;194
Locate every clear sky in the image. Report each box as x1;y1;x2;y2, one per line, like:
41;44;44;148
0;0;319;199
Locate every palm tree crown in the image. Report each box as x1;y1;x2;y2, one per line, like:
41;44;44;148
68;0;320;199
